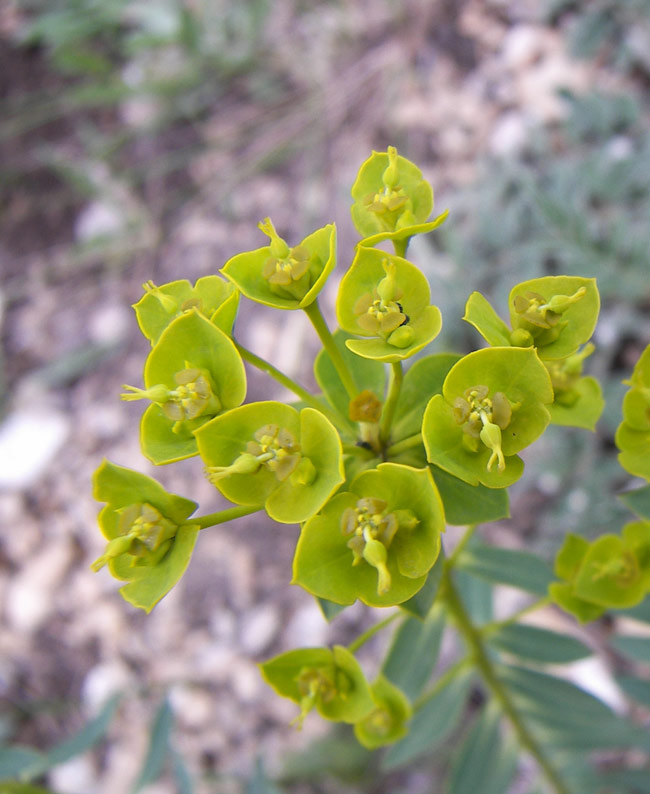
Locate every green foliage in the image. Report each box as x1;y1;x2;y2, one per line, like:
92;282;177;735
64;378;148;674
89;146;650;793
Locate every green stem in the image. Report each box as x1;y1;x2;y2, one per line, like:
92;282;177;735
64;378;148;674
393;237;409;258
235;341;349;431
446;524;477;568
191;504;262;530
303;300;358;400
342;443;377;460
413;656;472;711
380;361;403;444
386;432;422;457
348;612;401;654
480;596;552;638
441;570;570;794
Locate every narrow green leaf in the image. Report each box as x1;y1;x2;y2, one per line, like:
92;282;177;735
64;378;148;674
455;568;493;625
598;768;650;793
390;354;461;441
610;635;650;665
313;329;385;436
616;674;650;709
316;597;346;622
39;694;120;771
382;669;473;770
488;624;592;664
0;783;58;794
499;664;650;751
131;700;174;794
246;757;285;794
457;545;554;596
382;606;445;700
0;747;46;781
171;748;194;794
430;465;509;525
619;484;650;521
463;291;512;347
446;701;518;794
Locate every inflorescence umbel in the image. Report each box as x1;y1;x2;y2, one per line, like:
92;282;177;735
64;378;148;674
91;146;650;766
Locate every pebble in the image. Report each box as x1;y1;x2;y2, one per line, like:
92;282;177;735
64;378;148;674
0;409;70;490
5;541;73;632
239;603;280;656
75;200;128;243
82;661;134;714
49;756;98;794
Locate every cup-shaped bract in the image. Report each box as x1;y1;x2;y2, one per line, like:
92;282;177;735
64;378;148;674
336;248;442;363
550;523;650;620
133;275;239;345
221;219;336;310
616;343;650;480
508;276;599;360
91;460;199;612
260;645;375;725
423;347;553;488
353;675;412;749
122;310;246;465
350;146;448;248
545;344;604;430
293;463;444;607
195;401;344;524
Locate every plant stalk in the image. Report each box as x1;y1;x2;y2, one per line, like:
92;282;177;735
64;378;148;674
380;361;403;445
191;504;262;530
441;569;570;794
386;432;423;457
303;300;358;400
235;341;349;431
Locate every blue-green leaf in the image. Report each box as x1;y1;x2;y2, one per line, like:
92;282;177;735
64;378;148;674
457;545;554;596
446;701;518;794
619;484;650;521
382;606;445;700
610;635;650;665
131;700;174;794
430;466;509;525
382;669;473;770
488;624;592;664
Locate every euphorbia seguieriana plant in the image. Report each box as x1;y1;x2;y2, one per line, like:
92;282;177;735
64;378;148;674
91;147;650;793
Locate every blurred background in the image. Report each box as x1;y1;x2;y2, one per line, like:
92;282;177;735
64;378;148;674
1;0;650;792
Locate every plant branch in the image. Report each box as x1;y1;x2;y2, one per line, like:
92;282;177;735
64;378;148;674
303;300;358;400
191;504;262;530
441;570;570;794
480;596;552;638
380;361;403;445
235;340;349;431
386;432;423;457
347;612;401;653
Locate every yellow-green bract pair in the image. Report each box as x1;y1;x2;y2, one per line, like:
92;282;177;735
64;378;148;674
260;645;411;749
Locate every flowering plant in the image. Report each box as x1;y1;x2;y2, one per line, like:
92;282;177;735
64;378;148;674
89;148;650;793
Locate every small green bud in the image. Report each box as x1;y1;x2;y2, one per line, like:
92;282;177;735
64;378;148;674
382;145;400;189
510;328;534;347
142;280;179;314
206;452;261;483
546;287;587;314
377;260;399;303
91;535;133;571
387;325;414;348
290;457;317;486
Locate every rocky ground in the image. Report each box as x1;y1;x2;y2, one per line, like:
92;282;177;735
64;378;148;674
0;1;645;792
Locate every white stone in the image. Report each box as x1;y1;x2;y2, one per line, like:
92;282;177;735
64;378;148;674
48;756;98;794
75;200;128;243
88;303;132;346
489;111;529;156
5;541;73;632
239;603;279;655
567;656;626;713
284;601;328;649
0;410;70;489
82;662;134;714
